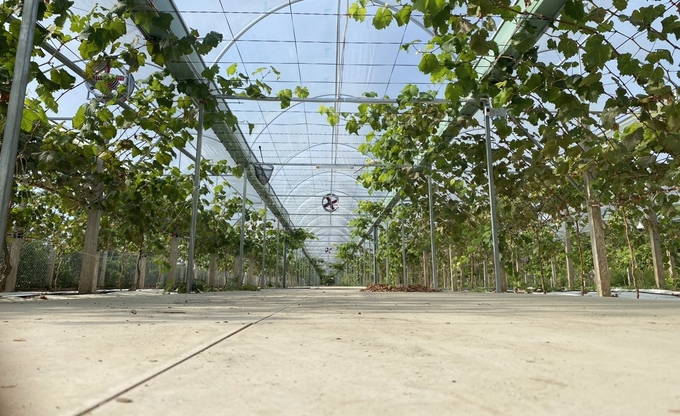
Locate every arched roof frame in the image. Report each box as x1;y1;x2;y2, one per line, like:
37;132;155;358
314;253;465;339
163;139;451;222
250;93;367;148
306;220;352;235
295;205;354;228
276;142;360;167
307;226;351;237
209;0;434;68
267;144;362;189
276;170;364;202
282;188;364;206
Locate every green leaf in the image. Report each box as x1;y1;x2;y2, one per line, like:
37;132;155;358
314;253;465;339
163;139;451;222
152;12;174;30
294;86;309;99
557;36;578;58
73;105;87;129
49;68;76;88
583;34;612;69
470;30;490;55
99;123;117;140
349;2;367;22
613;0;627;11
372;7;393;30
155;152;173;166
395;5;412;26
20;108;40;133
617;53;640;75
425;0;447;16
564;0;586;21
444;83;463;103
493;88;513;107
50;0;75;15
231;165;244;178
346;118;359;134
227;63;238;76
542;141;559;159
203;31;222;49
418;53;439;74
647;49;673;65
248;123;255;135
177;96;192;109
201;65;219;81
277;89;292;109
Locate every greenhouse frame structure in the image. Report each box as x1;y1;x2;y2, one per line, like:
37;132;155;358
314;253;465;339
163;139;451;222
1;0;679;296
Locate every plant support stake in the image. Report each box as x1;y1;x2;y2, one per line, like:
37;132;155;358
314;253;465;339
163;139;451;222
401;211;406;286
186;101;205;293
261;207;268;287
428;171;438;289
485;104;503;293
282;236;288;288
0;0;40;247
239;168;248;286
373;225;379;285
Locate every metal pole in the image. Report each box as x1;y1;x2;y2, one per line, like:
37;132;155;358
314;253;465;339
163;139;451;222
238;168;248;286
275;221;280;286
282;237;288;288
373;226;379;285
0;0;40;247
428;171;438;289
186;102;204;293
359;245;366;286
485;104;503;293
364;241;368;286
401;215;406;287
261;207;268;287
294;250;299;285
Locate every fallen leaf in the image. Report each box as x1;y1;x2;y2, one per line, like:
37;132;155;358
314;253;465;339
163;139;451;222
361;284;440;293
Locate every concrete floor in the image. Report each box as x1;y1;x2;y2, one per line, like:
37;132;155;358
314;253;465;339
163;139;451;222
1;288;679;416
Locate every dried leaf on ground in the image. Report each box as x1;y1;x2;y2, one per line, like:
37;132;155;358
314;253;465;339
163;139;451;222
361;284;440;293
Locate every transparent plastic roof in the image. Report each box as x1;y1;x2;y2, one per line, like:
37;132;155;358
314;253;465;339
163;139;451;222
171;0;442;261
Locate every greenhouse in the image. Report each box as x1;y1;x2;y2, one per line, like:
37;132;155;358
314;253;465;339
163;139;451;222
1;0;680;415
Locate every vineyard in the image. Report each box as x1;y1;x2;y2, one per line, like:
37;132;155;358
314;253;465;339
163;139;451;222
0;0;679;298
2;2;680;415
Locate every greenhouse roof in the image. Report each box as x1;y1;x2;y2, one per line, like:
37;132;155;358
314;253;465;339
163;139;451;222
152;0;449;264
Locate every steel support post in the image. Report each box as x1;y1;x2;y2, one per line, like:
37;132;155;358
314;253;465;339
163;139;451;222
373;225;379;285
0;0;40;247
282;237;288;288
362;249;366;286
238;168;248;286
484;105;503;293
401;216;406;287
428;172;438;289
275;221;280;286
186;102;204;293
261;208;268;287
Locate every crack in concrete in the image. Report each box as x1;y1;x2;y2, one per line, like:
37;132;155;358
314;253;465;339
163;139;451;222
73;297;307;416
